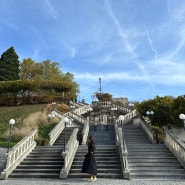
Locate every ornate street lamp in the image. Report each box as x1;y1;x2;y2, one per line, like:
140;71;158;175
7;119;15;153
146;111;154;120
63;117;69;152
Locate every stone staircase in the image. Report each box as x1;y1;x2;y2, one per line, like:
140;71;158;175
88;124;116;145
123;123;185;179
68;124;123;179
9;127;81;178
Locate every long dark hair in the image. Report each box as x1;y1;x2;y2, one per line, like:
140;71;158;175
88;136;95;145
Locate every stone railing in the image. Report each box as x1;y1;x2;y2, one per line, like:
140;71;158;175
138;116;155;144
112;104;131;113
60;128;79;179
81;117;90;145
49;108;88;146
0;129;37;179
70;101;83;108
48;116;66;146
116;110;137;126
163;126;185;168
70;101;88;108
72;104;91;116
68;112;87;125
114;123;130;179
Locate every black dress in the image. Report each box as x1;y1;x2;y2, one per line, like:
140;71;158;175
82;142;97;175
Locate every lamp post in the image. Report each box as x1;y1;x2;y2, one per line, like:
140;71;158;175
7;119;15;153
70;105;75;113
63;117;69;152
119;115;125;133
179;113;185;130
146;110;159;144
129;102;134;110
48;114;51;124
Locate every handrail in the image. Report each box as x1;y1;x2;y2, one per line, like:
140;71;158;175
81;117;90;145
163;126;185;168
60;128;79;179
114;123;130;179
0;129;37;179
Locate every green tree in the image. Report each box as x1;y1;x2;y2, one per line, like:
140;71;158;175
136;96;174;127
20;58;40;80
39;60;63;81
171;95;185;126
0;47;20;81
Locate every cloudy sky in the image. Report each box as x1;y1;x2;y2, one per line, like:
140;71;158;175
0;0;185;103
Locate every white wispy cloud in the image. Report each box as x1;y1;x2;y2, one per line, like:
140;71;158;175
105;0;135;55
70;47;76;58
45;0;59;21
143;23;158;61
105;0;157;93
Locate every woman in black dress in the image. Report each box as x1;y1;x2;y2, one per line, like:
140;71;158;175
82;136;97;182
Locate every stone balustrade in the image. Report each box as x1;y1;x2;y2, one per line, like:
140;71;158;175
68;112;87;125
138;116;155;144
114;123;130;179
48;116;66;146
0;129;37;179
60;128;79;179
163;126;185;168
112;104;131;113
116;110;137;126
81;117;90;145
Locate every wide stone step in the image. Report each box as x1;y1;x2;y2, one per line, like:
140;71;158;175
129;163;183;167
128;155;176;159
16;164;62;169
126;145;166;149
128;158;179;163
130;173;185;179
25;157;63;161
72;160;120;165
9;173;59;178
28;154;62;157
12;169;60;173
130;169;185;174
70;168;122;173
68;172;123;179
71;164;121;169
20;161;63;165
75;154;119;157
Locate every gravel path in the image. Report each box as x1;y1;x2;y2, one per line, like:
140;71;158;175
0;178;185;185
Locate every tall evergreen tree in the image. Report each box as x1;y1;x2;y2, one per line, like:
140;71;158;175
0;47;20;81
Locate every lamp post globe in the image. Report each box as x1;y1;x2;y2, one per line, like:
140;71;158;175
179;113;185;120
9;119;15;125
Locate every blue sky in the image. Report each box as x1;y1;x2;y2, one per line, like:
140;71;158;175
1;0;185;103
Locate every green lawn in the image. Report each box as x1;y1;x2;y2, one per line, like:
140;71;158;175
0;104;47;147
